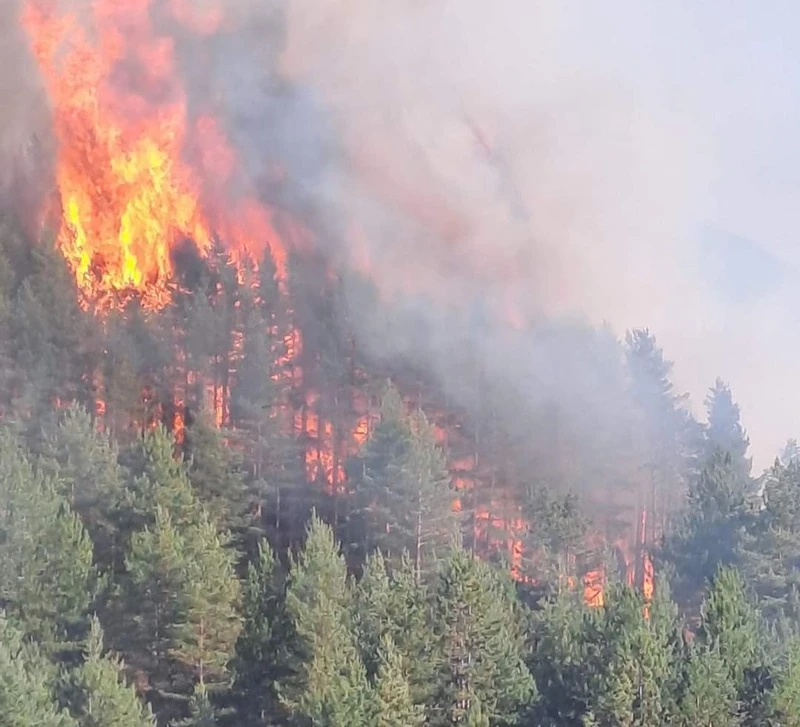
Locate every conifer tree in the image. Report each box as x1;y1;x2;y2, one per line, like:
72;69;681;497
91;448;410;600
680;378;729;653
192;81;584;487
121;424;201;532
768;637;800;726
529;589;593;726
123;506;187;690
67;616;155;727
0;431;98;645
372;634;425;727
0;612;72;727
781;439;800;465
38;404;127;574
739;459;800;620
576;582;682;727
625;328;699;545
403;409;458;581
353;550;435;707
347;384;413;563
171;510;241;688
280;513;370;726
348;386;456;579
431;547;533;726
705;378;752;481
122;505;241;695
233;540;295;726
696;566;758;691
520;484;587;593
183;408;247;533
661;451;745;611
9;236;93;416
679;646;739;727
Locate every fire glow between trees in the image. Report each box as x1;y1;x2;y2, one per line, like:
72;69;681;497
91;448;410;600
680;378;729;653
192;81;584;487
17;0;658;607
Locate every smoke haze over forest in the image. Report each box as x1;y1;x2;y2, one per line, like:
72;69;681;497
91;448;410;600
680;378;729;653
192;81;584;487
3;0;799;466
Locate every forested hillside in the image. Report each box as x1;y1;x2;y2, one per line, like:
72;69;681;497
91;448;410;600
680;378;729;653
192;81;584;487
0;222;799;727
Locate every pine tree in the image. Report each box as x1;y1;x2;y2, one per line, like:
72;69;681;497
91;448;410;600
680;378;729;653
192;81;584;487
0;431;98;645
347;386;456;580
121;424;201;532
403;409;458;582
232;540;295;726
781;439;800;465
352;550;436;708
520;484;587;594
679;646;739;727
37;404;127;574
705;378;752;481
346;384;413;564
571;581;682;727
696;566;758;691
529;589;594;726
768;637;800;726
67;616;155;727
0;612;73;727
431;547;534;726
171;510;241;688
660;451;745;612
280;513;370;726
372;634;425;727
183;408;248;533
625;328;699;552
123;506;187;691
9;236;93;417
739;459;800;621
122;504;240;696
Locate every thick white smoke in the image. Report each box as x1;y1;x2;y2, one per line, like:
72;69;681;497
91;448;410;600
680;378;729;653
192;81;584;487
7;0;795;467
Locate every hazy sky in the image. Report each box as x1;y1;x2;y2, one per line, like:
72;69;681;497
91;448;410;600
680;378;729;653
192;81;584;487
557;2;800;466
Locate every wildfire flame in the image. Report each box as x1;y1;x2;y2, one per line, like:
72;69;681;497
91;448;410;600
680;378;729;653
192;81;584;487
22;0;284;310
20;0;659;601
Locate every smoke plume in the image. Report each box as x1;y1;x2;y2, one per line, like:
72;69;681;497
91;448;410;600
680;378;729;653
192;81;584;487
4;0;790;468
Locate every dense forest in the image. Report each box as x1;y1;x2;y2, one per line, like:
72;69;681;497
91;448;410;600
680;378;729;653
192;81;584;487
0;218;800;727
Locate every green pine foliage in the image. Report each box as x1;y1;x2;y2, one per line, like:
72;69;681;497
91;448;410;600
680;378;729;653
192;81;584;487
371;634;425;727
67;616;155;727
431;548;534;726
232;540;295;726
0;612;73;727
0;430;98;646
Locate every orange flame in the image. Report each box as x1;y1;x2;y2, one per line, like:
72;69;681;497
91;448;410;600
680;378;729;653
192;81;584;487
22;0;284;310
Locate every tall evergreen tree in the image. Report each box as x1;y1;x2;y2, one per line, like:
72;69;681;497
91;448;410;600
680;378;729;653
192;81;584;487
352;551;434;705
121;424;201;532
171;511;241;689
176;683;218;727
768;637;800;726
37;404;127;574
739;459;800;621
696;566;758;691
183;408;248;533
348;386;456;579
660;451;746;611
0;431;98;645
705;378;752;481
67;616;155;727
233;540;295;726
625;329;699;547
431;547;533;726
372;634;425;727
0;612;73;727
280;513;370;726
679;646;739;727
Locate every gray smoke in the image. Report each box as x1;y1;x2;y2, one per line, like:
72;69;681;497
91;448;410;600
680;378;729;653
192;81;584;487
7;0;796;470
